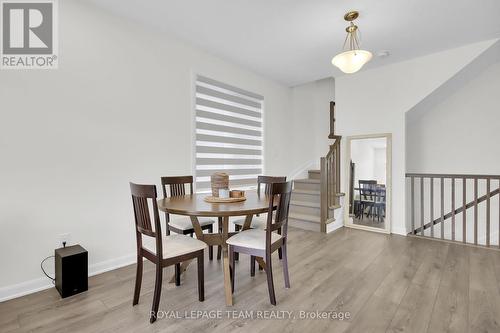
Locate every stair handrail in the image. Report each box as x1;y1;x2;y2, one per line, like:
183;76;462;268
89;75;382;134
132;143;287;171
320;101;341;233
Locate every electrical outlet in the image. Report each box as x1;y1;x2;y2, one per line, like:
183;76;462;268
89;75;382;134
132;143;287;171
58;233;71;248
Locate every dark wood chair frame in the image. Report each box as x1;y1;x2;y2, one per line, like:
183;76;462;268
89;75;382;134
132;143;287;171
161;176;217;264
130;183;204;323
233;176;286;264
358;180;377;219
374;186;386;222
229;181;292;305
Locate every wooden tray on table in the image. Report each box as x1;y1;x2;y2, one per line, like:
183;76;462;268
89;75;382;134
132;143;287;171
204;196;247;203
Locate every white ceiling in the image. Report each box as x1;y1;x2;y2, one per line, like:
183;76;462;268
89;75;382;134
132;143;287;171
88;0;500;86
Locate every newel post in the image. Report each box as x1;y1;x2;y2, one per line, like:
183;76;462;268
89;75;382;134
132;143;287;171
320;157;327;233
328;101;336;139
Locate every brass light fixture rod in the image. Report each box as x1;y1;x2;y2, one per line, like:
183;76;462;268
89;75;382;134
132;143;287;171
342;11;361;51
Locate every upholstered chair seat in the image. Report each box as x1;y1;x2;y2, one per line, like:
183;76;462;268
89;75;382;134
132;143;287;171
143;234;207;259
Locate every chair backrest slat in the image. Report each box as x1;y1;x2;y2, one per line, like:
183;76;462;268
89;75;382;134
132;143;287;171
359;180;377;201
130;182;162;242
265;181;293;246
161;176;194;197
160;176;194;225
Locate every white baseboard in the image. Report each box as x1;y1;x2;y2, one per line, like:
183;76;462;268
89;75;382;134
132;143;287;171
88;253;136;276
391;227;408;236
0;253;136;303
0;277;54;303
326;220;343;233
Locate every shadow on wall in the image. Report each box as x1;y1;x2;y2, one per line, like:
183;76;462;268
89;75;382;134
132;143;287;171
406;39;500;124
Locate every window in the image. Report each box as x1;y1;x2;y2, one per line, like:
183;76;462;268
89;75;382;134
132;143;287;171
194;75;264;192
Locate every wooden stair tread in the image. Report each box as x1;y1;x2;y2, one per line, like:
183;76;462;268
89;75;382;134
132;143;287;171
325;217;336;225
290;200;320;208
288;213;321;223
292;189;320;195
294;178;321;184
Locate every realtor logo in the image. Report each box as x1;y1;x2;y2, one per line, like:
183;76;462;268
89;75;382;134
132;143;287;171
1;0;58;69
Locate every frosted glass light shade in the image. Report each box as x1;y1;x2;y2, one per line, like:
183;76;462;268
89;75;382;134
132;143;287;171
331;50;373;74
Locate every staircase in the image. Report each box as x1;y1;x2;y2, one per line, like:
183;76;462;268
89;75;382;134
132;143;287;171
289;170;323;231
288;101;345;233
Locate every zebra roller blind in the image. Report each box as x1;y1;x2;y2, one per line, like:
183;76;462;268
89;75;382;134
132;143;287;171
195;75;264;192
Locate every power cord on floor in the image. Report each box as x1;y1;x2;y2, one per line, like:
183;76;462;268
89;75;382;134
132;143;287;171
41;255;56;285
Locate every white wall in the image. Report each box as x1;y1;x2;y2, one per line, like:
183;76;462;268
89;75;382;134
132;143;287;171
0;0;293;300
336;39;498;235
351;140;375;183
350;138;387;186
406;60;500;174
288;78;334;178
374;148;387;185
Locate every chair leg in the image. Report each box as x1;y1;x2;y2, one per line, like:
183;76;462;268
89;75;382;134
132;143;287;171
217;219;222;260
229;246;235;293
250;255;256;277
150;263;163;323
233;226;240;261
278;228;283;260
132;254;143;306
175;263;181;286
281;244;290;288
265;254;276;305
208;225;213;261
197;253;205;302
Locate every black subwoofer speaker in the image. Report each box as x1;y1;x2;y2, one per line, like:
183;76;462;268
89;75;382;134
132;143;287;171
55;244;88;298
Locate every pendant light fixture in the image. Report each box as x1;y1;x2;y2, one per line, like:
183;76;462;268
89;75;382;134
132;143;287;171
331;11;372;74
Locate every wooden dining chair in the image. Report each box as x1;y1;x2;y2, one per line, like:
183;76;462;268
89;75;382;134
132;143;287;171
161;176;216;261
130;183;206;323
233;176;286;231
227;181;292;305
232;175;286;263
358;180;377;219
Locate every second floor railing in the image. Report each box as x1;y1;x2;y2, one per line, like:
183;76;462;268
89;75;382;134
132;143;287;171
406;173;500;248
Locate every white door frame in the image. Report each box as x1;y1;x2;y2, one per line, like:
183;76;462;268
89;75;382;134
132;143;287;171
344;133;392;234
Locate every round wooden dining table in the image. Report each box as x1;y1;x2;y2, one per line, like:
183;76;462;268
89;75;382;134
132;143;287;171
157;190;275;306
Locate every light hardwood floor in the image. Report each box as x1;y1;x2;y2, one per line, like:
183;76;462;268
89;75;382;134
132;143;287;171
353;216;386;230
2;227;500;333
